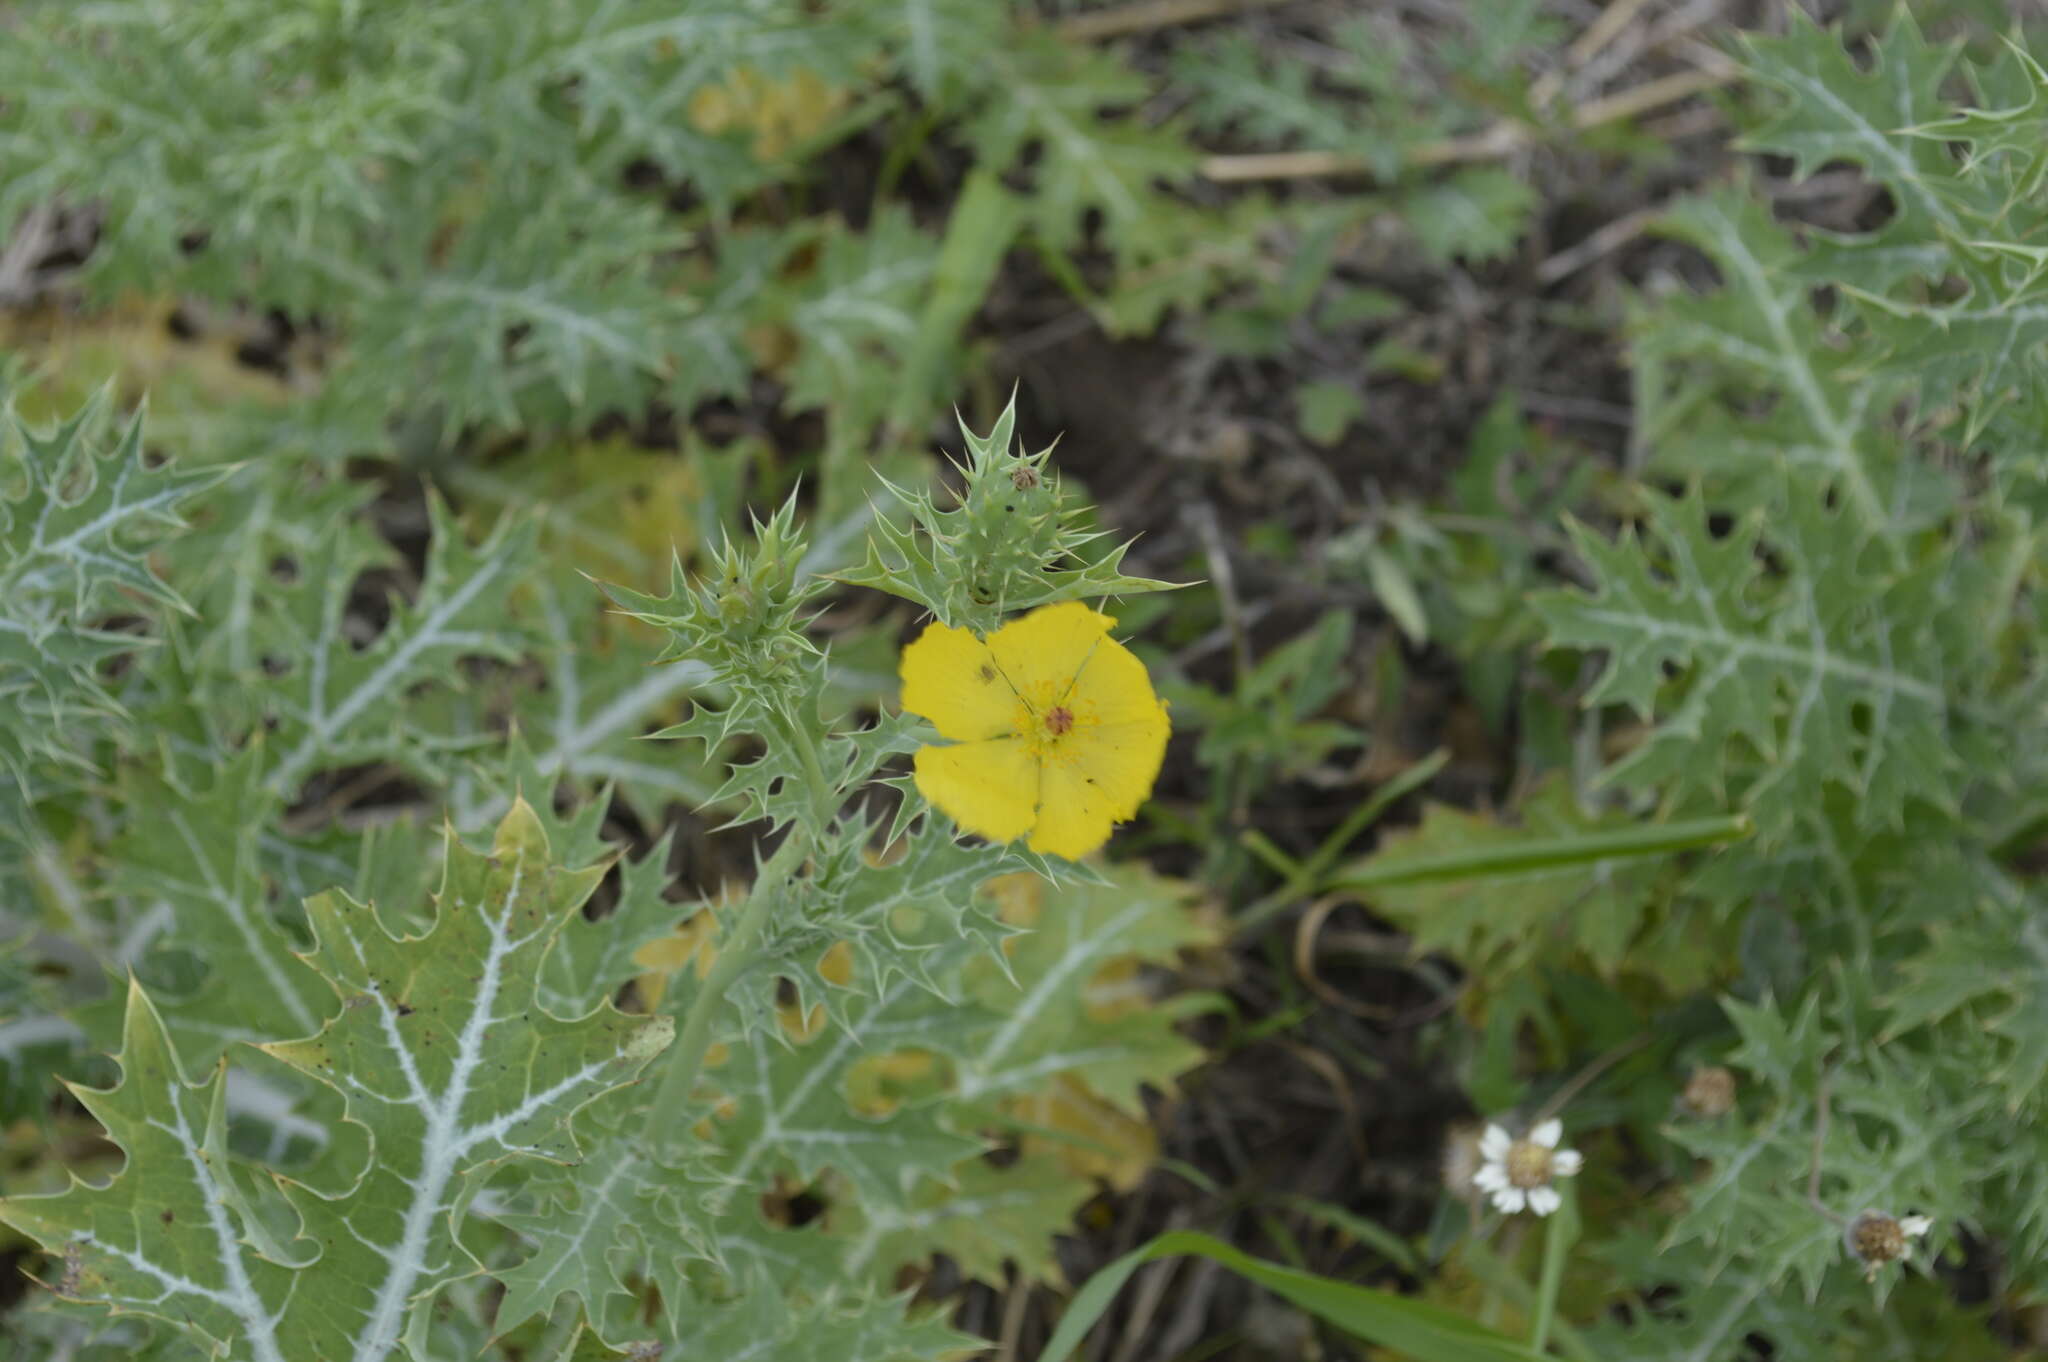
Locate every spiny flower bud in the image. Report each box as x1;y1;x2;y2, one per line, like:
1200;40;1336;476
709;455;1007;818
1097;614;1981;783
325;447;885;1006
600;491;825;705
833;396;1175;635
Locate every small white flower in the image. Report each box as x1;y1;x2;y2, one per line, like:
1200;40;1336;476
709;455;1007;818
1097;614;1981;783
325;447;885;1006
1472;1118;1583;1217
1900;1214;1933;1239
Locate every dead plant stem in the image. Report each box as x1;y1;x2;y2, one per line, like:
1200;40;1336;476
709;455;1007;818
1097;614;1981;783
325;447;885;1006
1202;66;1738;183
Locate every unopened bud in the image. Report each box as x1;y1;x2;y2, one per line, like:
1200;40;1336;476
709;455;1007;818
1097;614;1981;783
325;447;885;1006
717;581;753;626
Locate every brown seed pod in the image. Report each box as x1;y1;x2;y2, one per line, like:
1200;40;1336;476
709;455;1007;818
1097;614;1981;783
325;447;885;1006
1679;1064;1737;1118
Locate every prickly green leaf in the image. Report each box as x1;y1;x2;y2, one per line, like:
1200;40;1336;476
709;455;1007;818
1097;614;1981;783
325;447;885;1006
866;0;1004;102
440;578;723;826
1635;189;1915;527
1733;18;2048;449
1581;1233;2004;1362
0;393;215;620
964;32;1195;263
1737;12;1973;244
0;392;222;793
1890;883;2048;1109
770;207;934;420
109;749;330;1064
1398;167;1537;266
696;974;988;1209
1532;489;1958;840
0;802;671;1362
1;1303;206;1362
657;1278;972;1362
792;817;1024;1009
839;1154;1083;1287
1351;778;1688;988
257;498;534;799
949;865;1214;1113
488;1108;712;1339
1664;995;1978;1302
0;951;84;1126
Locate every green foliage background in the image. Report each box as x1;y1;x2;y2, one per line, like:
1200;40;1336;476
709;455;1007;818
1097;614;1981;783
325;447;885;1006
0;2;2045;1360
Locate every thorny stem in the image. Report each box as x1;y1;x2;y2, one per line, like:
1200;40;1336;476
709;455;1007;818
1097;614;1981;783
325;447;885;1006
642;831;808;1153
784;712;839;834
641;697;841;1153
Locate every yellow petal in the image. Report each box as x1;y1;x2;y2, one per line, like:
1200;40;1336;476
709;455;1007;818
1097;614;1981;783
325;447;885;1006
900;619;1017;741
1064;626;1170;729
1027;761;1119;859
915;738;1040;844
1063;715;1169;821
989;600;1114;697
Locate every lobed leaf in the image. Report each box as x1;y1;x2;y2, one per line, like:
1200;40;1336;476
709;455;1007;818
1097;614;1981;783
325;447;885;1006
0;802;671;1362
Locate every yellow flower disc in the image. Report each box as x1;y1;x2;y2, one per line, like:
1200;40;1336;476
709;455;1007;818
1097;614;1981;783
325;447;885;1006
899;601;1170;859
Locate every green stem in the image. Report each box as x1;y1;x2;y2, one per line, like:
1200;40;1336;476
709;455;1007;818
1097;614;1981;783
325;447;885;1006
1328;812;1750;893
1458;1238;1598;1362
641;831;807;1152
1239;828;1303;880
1236;748;1451;934
1529;1187;1577;1353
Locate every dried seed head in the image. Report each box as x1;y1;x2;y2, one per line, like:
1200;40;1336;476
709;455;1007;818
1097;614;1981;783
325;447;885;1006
1010;463;1040;491
1679;1065;1737;1118
1440;1122;1484;1196
1845;1209;1930;1278
1850;1211;1907;1265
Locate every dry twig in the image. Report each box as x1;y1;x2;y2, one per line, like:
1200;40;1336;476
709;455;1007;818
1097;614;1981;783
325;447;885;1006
1202;65;1738;183
1056;0;1288;43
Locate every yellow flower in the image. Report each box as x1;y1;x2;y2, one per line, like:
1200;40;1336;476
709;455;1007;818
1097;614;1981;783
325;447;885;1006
899;601;1170;859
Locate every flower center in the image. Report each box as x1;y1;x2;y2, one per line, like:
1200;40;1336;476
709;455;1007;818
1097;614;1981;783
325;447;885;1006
1012;683;1097;763
1505;1141;1554;1189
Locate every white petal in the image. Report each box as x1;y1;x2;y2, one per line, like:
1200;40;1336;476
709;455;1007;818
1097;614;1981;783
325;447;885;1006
1530;1118;1563;1148
1493;1186;1527;1214
1480;1125;1513;1160
1528;1186;1562;1217
1473;1165;1509;1192
1900;1215;1932;1238
1551;1149;1583;1177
